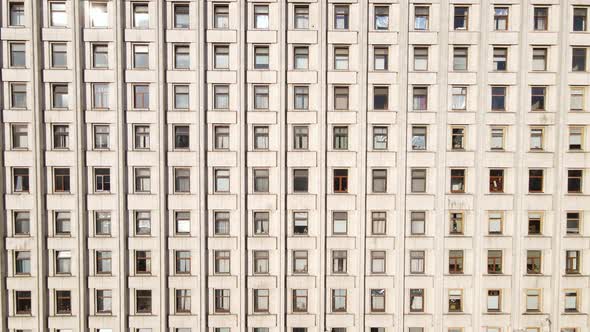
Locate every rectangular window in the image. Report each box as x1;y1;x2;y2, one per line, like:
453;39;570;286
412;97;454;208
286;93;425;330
133;3;149;28
133;44;149;69
11;83;27;109
95;212;111;236
450;169;465;193
52;125;69;149
333;126;348;150
372;211;387;235
52;84;68;109
293;289;308;312
14;211;30;235
214;211;230;235
414;6;429;30
568;169;583;193
175;211;190;235
92;44;108;68
451;127;465;150
491;127;505;150
487;250;502;274
373;126;388;150
410;251;425;274
253;251;269;274
334;47;349;70
214;251;230;274
174;44;190;69
13;168;30;193
489;169;504;193
528;169;544;193
293;251;308;273
372;169;387;193
293;169;309;193
488;212;503;234
566;251;580;274
572;48;587;71
253;289;269;312
526;289;540;312
494;7;509;30
448;289;462;312
530;127;544;150
135;250;151;274
294;126;309;150
332;250;347;273
334;5;349;29
570;87;584;110
294;86;309;110
214;289;230;313
334;86;349;110
96;289;112;313
214;126;229;150
174;125;190;149
94;168;110;192
134;210;151;235
92;83;109;109
374;47;388;70
293;212;308;235
410;289;424;312
531;86;546;110
294;46;309;70
332;211;347;235
174;85;189;109
175;289;191;313
54;168;70;192
371;251;386;274
567;212;580;234
214;85;229;109
493;47;507;71
410;211;425;235
214;169;230;192
55;250;71;274
564;291;578;312
214;4;229;29
134;168;151;193
454;6;469;30
374;6;389;30
15;251;31;275
453;47;468;71
9;2;25;27
96;250;112;273
174;168;190;193
449;250;464;274
55;211;71;235
414;47;428;71
413;87;428;110
133;85;149;109
93;125;109;150
253;126;269;150
134;125;150;149
411;169;426;193
534;7;548;31
173;3;189;28
50;2;67;27
254;5;269;29
532;48;547;71
12;124;28;149
136;290;152;313
373;86;389;110
491;86;507;110
526;250;542;274
450;212;464;234
254;85;269;109
15;291;32;314
254;46;269;69
487;290;501;312
294;5;309;29
253;169;269;193
371;289;385;312
55;290;71;314
214;45;229;69
51;43;67;68
452;86;467;110
175;251;191;274
574;8;587;31
332;289;347;312
528;212;542;235
333;169;348;193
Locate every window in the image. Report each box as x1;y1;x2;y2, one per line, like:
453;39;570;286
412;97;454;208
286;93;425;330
9;2;25;26
531;86;546;110
293;289;308;312
174;45;190;69
487;250;502;274
332;289;347;312
371;251;386;274
214;289;230;312
414;47;428;71
15;290;32;315
294;5;309;29
451;127;465;150
568;169;583;193
253;169;269;193
293;212;308;235
293;169;309;193
136;290;152;313
293;250;308;273
51;84;68;109
452;87;467;110
449;250;463;274
175;211;190;235
291;46;310;70
449;212;463;234
334;47;349;70
174;3;189;29
453;47;468;71
494;7;509;30
96;289;112;313
526;289;540;312
491;86;506;110
14;211;30;235
334;86;349;110
294;86;309;109
50;2;67;27
133;44;149;69
175;251;191;274
55;290;71;314
53;211;70;236
493;47;507;71
134;125;150;149
410;289;424;312
133;85;149;109
333;126;348;150
490;127;505;150
532;48;547;71
332;211;347;235
372;169;387;193
572;48;587;71
92;44;108;68
454;6;469;29
410;251;425;274
530;127;544;150
13;168;29;193
96;250;112;274
448;289;462;312
253;251;269;274
370;289;385;312
411;126;427;150
214;211;230;235
214;250;230;274
253;289;269;312
134;168;151;192
374;47;388;70
334;5;349;29
254;85;269;109
570;87;585;110
333;169;348;193
526;250;542;274
214;45;229;69
52;125;69;149
564;290;578;312
91;83;109;110
214;4;229;28
450;169;465;193
174;126;189;149
487;290;501;312
534;7;548;31
55;250;71;274
372;6;389;30
135;251;151;274
528;213;542;235
332;250;347;273
254;46;269;69
15;251;31;275
254;5;269;29
410;211;425;235
567;212;580;234
566;251;580;274
215;169;230;192
528;169;544;193
413;87;428;110
133;3;149;28
574;8;587;31
253;126;269;150
414;6;429;30
372;126;388;150
51;43;67;68
11;83;27;109
135;211;150;235
94;168;110;192
293;126;309;150
95;212;111;236
214;85;229;109
214;126;229;150
54;168;70;192
489;169;504;193
11;124;28;149
411;169;426;193
373;86;389;110
174;168;190;193
175;289;191;313
173;85;189;109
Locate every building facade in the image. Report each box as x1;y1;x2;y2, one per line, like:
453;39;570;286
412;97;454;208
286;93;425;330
1;1;590;332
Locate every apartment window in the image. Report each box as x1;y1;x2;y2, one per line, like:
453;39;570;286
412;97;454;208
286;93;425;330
531;87;546;110
410;289;424;312
136;290;152;314
293;46;309;70
254;5;269;29
572;48;587;71
410;251;425;274
55;250;71;274
135;211;151;235
293;289;308;312
215;169;230;192
370;211;386;235
489;169;504;193
253;85;269;109
372;126;388;150
253;251;269;274
294;86;309;109
332;289;347;312
414;47;428;71
9;2;25;26
333;126;348;150
452;87;467;110
494;7;509;30
374;6;389;30
293;126;309;150
214;45;229;69
52;84;68;109
134;125;150;149
372;169;387;193
532;48;547;71
450;212;463;234
526;289;540;312
491;86;506;110
413;87;428;110
451;127;465;150
253;126;269;150
96;251;112;274
570;87;584;110
491;127;505;150
454;6;469;29
373;86;389;110
134;168;151;192
91;83;109;109
51;43;67;68
334;86;349;110
493;47;507;71
574;8;587;31
293;251;308;273
410;211;425;235
334;47;349;70
175;211;191;235
293;212;308;235
293;169;309;193
173;85;189;109
133;3;149;28
50;2;67;26
333;169;348;193
332;211;347;235
450;169;465;193
334;5;349;29
133;85;149;109
12;124;28;149
528;212;542;235
11;83;27;109
487;250;502;274
526;250;542;274
175;251;191;274
174;45;190;69
374;47;388;70
96;289;112;313
212;4;229;28
214;85;229;109
294;5;309;29
14;211;30;235
530;128;544;150
95;212;111;236
13;168;29;193
371;289;386;312
253;289;269;312
371;251;386;274
410;126;427;151
55;290;71;314
214;289;230;313
15;251;31;275
174;168;190;193
135;251;151;274
93;125;109;149
175;289;191;313
414;6;429;30
566;251;580;274
332;250;347;273
133;44;149;69
253;169;269;193
94;168;110;192
449;250;463;274
411;169;426;193
534;7;548;30
567;212;580;235
448;290;462;312
214;251;230;274
214;126;229;150
453;47;468;71
254;46;269;69
564;291;578;312
568;169;583;193
528;169;544;193
214;211;230;235
92;44;108;68
174;126;189;149
487;290;501;312
54;168;70;192
52;125;69;149
54;212;72;236
174;3;189;29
